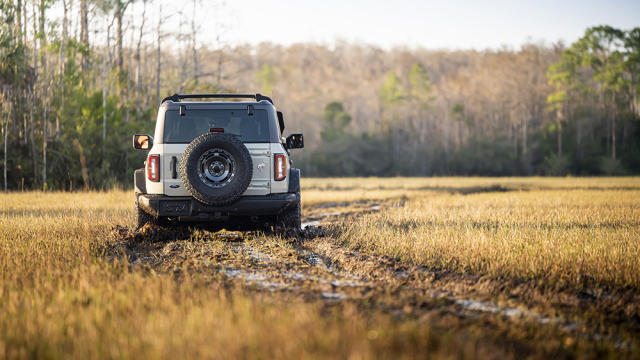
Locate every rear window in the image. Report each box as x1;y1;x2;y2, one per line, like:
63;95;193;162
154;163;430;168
163;109;270;143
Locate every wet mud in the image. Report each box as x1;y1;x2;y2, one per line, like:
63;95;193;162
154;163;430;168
103;199;639;353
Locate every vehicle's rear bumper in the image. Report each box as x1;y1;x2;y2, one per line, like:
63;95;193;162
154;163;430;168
138;193;298;218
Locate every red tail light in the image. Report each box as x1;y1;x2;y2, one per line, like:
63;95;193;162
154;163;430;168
147;154;160;182
274;154;287;181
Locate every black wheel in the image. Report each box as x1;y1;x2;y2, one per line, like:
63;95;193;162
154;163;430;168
135;194;156;229
277;192;301;235
180;133;253;206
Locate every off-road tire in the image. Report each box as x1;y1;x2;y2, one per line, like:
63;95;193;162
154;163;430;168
180;133;253;206
135;194;156;229
277;192;301;235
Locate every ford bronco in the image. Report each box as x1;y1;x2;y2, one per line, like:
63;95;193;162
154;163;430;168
132;93;304;233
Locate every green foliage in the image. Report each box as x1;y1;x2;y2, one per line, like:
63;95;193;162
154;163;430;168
542;25;640;175
378;72;404;105
451;103;473;128
543;154;571;176
547;48;579;108
0;1;28;89
451;137;519;176
321;101;352;142
408;62;433;107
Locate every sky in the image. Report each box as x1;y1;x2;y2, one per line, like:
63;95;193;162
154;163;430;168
209;0;640;50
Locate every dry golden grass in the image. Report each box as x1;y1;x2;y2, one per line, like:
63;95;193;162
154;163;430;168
0;191;449;359
334;184;640;291
0;177;639;359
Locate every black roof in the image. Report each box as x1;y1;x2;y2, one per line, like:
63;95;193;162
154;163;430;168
161;93;273;105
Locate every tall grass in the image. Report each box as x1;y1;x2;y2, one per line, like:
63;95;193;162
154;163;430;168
0;190;457;359
334;181;640;291
1;178;638;358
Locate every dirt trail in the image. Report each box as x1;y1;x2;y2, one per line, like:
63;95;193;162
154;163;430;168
104;199;637;352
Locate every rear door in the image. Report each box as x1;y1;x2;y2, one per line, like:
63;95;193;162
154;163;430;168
161;107;272;197
245;143;271;195
162;143;188;196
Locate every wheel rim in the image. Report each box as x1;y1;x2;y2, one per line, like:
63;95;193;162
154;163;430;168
197;148;236;188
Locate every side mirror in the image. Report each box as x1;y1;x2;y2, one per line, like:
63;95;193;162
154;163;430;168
133;134;153;150
277;111;285;134
286;134;304;149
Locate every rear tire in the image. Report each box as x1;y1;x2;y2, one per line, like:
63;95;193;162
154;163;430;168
135;194;156;229
276;192;301;236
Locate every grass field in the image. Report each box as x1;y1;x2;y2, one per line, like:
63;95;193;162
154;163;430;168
1;177;639;359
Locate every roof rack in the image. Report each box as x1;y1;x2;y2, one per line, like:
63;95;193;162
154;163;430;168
161;93;273;105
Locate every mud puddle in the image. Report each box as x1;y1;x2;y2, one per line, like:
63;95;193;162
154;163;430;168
214;241;373;299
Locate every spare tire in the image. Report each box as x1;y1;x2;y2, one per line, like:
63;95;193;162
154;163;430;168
180;133;253;206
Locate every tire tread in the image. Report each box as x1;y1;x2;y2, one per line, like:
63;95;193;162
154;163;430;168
180;133;253;206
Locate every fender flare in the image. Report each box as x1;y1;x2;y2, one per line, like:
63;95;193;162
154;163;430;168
287;168;300;194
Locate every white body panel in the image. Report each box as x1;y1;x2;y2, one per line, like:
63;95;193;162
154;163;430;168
145;142;289;196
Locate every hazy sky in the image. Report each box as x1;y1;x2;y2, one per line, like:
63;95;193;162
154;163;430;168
214;0;639;50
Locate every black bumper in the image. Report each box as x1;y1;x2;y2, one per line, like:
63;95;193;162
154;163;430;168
138;193;298;218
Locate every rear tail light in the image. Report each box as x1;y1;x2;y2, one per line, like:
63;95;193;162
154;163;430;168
274;154;287;181
147;154;160;182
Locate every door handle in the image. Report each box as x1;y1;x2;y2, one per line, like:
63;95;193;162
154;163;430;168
170;156;177;179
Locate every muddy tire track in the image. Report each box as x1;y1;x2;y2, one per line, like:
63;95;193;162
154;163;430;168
102;199;638;353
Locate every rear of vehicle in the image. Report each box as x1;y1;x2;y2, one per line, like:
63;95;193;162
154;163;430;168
133;94;304;232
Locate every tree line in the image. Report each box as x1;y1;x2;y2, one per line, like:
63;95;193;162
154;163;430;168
0;0;639;191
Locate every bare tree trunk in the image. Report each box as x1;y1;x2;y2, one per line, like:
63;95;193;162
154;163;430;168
31;0;37;75
191;0;199;85
102;49;107;143
611;93;616;160
557;122;562;158
135;0;147;118
73;139;90;190
156;5;163;103
521;114;527;157
42;99;47;189
39;0;46;67
632;73;639;116
16;0;22;45
58;0;69;140
600;88;609;158
23;109;27;146
29;89;37;187
80;0;89;71
142;44;149;109
4;101;11;192
22;0;27;46
126;20;135;123
40;0;48;190
116;0;124;71
556;105;563;158
216;46;223;87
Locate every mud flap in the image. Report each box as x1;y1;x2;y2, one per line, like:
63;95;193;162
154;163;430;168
288;168;300;194
134;168;146;194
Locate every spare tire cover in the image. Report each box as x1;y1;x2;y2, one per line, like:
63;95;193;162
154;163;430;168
180;133;253;206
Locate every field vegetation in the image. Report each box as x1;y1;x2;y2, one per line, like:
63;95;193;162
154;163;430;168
1;177;639;359
326;178;640;289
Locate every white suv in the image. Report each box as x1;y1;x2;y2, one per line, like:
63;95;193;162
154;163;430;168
132;93;304;233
